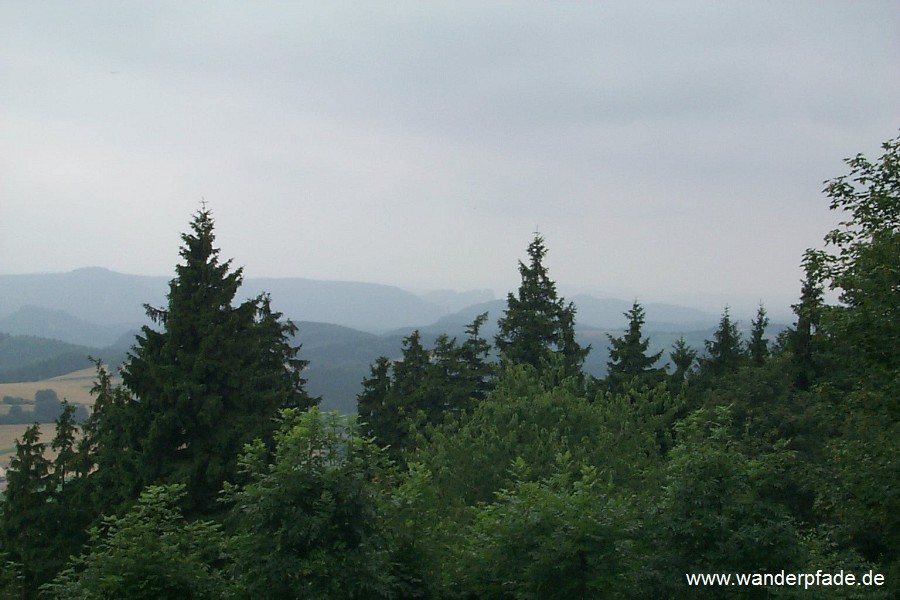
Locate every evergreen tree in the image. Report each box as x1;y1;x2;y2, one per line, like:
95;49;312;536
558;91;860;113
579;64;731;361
668;337;697;385
459;312;496;402
79;361;145;513
0;399;130;598
0;425;51;595
604;301;665;393
700;307;744;377
357;356;393;443
784;263;825;390
495;234;589;380
747;304;770;366
357;316;493;460
423;313;494;419
366;331;430;458
121;208;315;513
49;401;79;492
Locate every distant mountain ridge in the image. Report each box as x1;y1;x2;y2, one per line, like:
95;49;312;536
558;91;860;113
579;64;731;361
0;268;447;334
0;268;788;413
0;268;770;337
0;305;130;348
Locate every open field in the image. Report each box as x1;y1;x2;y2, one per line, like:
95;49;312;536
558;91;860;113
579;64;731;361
0;422;70;467
0;424;35;465
0;367;117;406
0;368;115;463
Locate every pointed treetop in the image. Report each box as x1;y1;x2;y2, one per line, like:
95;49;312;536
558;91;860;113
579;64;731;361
605;300;664;393
496;233;589;379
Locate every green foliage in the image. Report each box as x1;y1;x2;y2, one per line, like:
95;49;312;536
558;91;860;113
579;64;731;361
648;406;805;597
379;462;445;598
411;365;673;514
495;235;589;381
0;137;896;598
223;408;399;599
814;386;900;585
43;484;228;600
410;367;601;510
0;551;25;600
817;136;900;372
449;456;631;599
797;136;900;580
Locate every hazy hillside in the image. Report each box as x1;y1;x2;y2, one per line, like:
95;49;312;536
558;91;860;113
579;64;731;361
570;295;718;331
417;289;496;313
0;305;132;348
241;278;446;333
0;335;97;383
0;268;789;412
0;268;448;335
0;268;167;326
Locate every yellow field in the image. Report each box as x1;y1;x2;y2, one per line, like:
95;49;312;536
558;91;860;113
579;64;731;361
0;368;119;465
0;423;70;466
0;367;116;407
0;424;35;464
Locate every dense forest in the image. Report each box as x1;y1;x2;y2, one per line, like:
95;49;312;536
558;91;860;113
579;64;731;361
0;137;896;598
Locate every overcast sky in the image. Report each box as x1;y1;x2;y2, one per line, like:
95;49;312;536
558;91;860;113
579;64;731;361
2;1;898;315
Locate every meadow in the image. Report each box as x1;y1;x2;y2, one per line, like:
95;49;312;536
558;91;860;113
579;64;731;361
0;367;105;463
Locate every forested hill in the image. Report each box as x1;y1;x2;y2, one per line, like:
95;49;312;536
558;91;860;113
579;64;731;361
0;272;789;412
0;282;786;412
0;268;784;338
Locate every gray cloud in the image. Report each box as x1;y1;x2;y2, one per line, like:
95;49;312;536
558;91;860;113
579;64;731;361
1;1;898;317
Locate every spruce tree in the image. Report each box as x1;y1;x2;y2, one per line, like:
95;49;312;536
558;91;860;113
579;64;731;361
0;425;51;594
786;262;825;390
357;316;493;459
700;307;744;377
357;356;393;443
455;312;495;403
668;337;697;386
605;301;664;393
121;208;315;513
747;304;770;366
495;234;588;380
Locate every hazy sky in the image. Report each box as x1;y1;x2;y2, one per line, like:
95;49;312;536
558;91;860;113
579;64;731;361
2;1;898;314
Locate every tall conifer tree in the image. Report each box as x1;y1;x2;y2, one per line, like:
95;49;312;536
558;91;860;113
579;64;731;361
700;307;744;377
668;337;697;385
747;304;770;366
121;208;315;513
605;301;664;393
495;234;588;379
